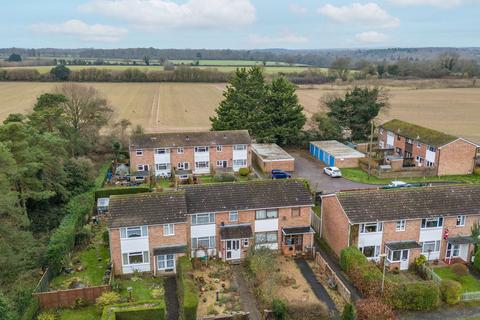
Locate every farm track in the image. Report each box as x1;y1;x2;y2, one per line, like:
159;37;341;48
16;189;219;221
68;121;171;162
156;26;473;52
0;82;479;142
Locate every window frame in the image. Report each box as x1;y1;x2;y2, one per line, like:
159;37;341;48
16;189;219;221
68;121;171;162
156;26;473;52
191;236;216;249
194;146;209;153
255;231;278;244
291;207;301;217
155;163;170;171
421;240;441;253
163;223;175;236
216;145;223;152
421;217;443;229
229;211;238;222
233;159;247;167
395;220;406;232
155;148;170;154
122;251;149;266
177;147;184;154
136;149;143;156
255;209;278;220
157;254;175;270
233;144;247;151
359;245;380;259
191;213;215;225
121;226;148;239
456;215;466;227
359;222;383;233
195;161;209;169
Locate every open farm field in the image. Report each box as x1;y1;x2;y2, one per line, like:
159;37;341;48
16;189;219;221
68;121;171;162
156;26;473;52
170;59;308;66
1;81;479;142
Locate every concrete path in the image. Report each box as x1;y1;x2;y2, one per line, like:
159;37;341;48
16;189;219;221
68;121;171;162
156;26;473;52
288;149;380;193
232;265;262;320
400;305;480;320
295;258;337;316
164;276;179;320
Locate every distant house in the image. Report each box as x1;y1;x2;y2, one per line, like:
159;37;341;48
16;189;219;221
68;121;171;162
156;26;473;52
129;130;252;178
309;140;365;168
252;143;295;173
321;185;480;270
107;180;314;275
378;119;478;176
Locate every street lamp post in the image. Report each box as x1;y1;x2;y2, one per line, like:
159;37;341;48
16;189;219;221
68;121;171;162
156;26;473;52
379;253;387;294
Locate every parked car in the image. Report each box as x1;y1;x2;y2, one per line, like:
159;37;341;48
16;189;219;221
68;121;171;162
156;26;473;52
271;169;291;179
323;166;342;178
388;180;409;188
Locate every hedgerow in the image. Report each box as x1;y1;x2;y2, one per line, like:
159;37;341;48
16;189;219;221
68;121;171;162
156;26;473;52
176;256;199;320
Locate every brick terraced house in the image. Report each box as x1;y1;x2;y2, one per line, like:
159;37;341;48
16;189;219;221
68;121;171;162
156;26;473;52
129;130;252;178
107;180;314;275
321;185;480;270
378;119;478;176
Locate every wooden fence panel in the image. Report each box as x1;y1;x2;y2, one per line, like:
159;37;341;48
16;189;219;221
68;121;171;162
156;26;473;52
34;285;110;309
311;211;322;234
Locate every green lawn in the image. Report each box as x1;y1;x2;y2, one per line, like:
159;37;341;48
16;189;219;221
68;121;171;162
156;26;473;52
50;224;110;289
115;277;164;302
59;306;99;320
434;267;480;292
341;167;480;185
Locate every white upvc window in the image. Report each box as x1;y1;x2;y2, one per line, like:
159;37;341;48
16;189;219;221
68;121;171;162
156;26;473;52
156;163;171;171
233;159;247;167
421;217;443;229
421;240;441;254
122;251;149;266
195;161;209;169
136;149;143;156
192;236;216;249
177;147;184;154
386;247;408;263
359;245;380;259
191;213;215;225
359;222;383;233
157;254;175;270
255;231;278;244
406;138;413;144
194;146;209;153
427;145;437;152
229;211;238;222
163;224;175;236
120;226;148;239
396;220;406;232
242;239;249;247
233;144;247;151
216;160;228;167
456;215;466;227
255;209;278;220
137;164;149;171
216;145;223;152
155;148;170;154
416;156;424;164
417;142;422;148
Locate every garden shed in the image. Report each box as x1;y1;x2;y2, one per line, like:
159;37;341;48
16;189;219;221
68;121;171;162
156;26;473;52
309;140;365;168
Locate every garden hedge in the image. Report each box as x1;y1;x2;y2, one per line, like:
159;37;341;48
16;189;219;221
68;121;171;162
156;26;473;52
94;186;151;199
340;246;368;273
388;281;440;311
101;301;165;320
176;256;199;320
45;163;109;274
440;280;462;305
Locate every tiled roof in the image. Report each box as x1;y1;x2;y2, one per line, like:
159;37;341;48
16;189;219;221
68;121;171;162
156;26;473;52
108;191;188;228
381;119;457;147
130;130;251;149
385;241;421;251
282;226;314;235
336;185;480;224
183;179;313;214
220;224;253;240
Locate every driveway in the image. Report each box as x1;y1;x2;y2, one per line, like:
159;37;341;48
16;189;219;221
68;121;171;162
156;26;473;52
288;149;380;193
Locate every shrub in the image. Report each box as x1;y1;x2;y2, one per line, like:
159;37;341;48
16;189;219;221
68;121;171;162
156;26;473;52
440;280;462;305
75;226;93;247
474;167;480;176
355;298;395;320
272;299;287;320
103;230;110;246
213;173;236;182
340;246;368;273
238;167;250;176
451;263;469;277
94;186;151;199
415;255;427;267
37;311;56;320
19;296;39;320
341;303;355;320
388;281;440;311
474;249;480;272
176;256;198;320
96;291;121;310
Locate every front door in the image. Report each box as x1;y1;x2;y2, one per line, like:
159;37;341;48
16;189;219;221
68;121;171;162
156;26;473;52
400;249;409;270
226;239;241;260
446;243;460;260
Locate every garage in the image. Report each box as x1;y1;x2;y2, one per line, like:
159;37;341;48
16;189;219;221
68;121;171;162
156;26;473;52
252;143;295;173
309;140;365;168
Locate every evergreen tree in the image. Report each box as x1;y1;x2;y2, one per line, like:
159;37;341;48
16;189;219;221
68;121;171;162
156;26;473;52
341;303;356;320
50;64;71;81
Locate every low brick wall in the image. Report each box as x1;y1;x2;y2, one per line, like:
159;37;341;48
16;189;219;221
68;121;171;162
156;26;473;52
34;284;110;309
314;253;351;302
202;312;249;320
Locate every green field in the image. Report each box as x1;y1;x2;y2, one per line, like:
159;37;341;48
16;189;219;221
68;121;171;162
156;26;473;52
170;59;308;66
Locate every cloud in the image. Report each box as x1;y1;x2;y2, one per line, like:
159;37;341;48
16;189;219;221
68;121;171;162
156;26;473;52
248;32;309;46
29;20;128;42
289;4;308;14
355;31;389;44
80;0;256;29
388;0;471;8
319;3;400;28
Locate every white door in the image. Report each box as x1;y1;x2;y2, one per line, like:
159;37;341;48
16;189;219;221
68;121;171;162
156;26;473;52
400;250;409;270
446;243;460;260
226;240;241;260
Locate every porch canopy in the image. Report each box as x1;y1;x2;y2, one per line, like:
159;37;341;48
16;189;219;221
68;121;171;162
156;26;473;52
153;245;187;256
447;235;474;246
282;226;314;235
385;241;421;251
220;224;253;240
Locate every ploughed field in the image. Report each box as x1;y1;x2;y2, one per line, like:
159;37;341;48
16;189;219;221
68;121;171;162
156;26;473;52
1;81;480;142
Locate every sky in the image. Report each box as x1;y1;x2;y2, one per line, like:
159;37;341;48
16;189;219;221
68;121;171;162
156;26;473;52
1;0;480;49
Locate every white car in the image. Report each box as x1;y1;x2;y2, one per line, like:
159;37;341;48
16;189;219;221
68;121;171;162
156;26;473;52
323;166;342;178
389;180;409;188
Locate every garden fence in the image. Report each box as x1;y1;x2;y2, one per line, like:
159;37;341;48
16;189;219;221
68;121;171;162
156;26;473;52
314;252;351;302
311;211;322;234
34;268;53;293
423;266;442;285
461;291;480;301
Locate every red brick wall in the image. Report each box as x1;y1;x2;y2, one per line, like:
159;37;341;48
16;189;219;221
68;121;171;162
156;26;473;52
129;148;155;173
171;147;195;171
321;195;351;256
262;160;295;172
215;210;255;259
109;229;122;275
148;223;188;271
438;140;477;176
335;157;361;168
